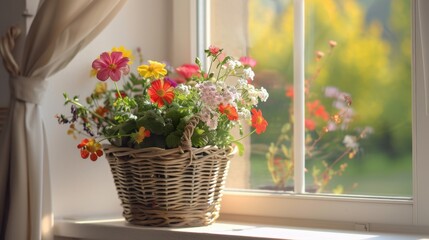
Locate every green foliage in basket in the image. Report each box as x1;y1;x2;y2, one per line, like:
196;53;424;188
57;46;269;161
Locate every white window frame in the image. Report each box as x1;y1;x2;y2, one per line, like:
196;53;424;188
178;0;429;231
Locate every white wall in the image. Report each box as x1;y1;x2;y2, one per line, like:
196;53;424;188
41;0;172;219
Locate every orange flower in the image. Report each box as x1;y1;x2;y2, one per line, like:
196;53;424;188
95;106;108;118
305;119;316;131
251;108;268;134
147;79;175;107
285;86;294;99
77;138;103;161
134;127;151;144
219;103;239;121
307;100;329;121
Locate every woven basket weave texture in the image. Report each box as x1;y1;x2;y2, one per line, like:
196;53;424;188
104;145;232;227
103;117;234;227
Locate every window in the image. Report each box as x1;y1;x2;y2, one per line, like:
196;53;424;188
244;0;412;197
202;0;429;227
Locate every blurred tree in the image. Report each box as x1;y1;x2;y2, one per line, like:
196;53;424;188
249;0;411;158
248;0;412;193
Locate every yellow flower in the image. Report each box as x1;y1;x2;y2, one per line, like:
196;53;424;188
67;124;77;140
93;82;108;96
137;60;167;79
90;68;98;77
133;127;151;144
111;46;134;65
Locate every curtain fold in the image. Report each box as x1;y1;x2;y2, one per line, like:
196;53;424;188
0;1;127;239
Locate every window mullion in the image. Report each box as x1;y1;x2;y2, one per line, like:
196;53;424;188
196;0;210;70
293;0;306;194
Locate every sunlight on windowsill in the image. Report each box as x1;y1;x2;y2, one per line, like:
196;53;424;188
55;217;429;240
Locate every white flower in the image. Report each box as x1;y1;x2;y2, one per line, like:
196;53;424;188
343;135;359;150
237;78;248;88
129;114;137;120
225;59;242;71
238;108;251;120
175;84;190;95
246;84;260;106
259;87;269;102
243;68;255;81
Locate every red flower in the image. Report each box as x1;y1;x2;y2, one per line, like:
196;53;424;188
219;103;239;121
305;119;316;131
251;108;268;134
92;51;130;82
307;100;329;121
77;138;103;161
208;45;220;55
239;56;257;68
176;64;200;80
147;79;175;107
115;91;127;99
285;86;294;99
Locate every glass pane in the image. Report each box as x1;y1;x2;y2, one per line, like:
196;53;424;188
244;0;411;197
247;0;295;191
303;0;412;196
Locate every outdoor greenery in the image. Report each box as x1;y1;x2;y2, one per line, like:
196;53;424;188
247;0;412;196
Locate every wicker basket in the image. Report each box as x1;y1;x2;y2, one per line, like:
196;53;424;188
103;117;235;227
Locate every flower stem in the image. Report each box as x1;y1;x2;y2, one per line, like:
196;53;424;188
114;82;123;99
67;98;113;125
232;129;257;143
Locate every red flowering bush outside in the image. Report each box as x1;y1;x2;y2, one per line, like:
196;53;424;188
266;41;372;193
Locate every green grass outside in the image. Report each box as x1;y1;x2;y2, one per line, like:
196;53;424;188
249;151;412;197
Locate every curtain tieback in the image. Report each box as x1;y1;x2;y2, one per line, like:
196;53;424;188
11;76;47;105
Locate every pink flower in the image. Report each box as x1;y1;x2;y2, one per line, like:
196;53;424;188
208;45;220;55
217;52;226;62
176;64;200;80
92;51;130;82
324;86;340;98
305;119;316;131
329;40;337;48
239;56;257;68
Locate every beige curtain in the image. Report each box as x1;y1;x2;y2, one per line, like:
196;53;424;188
0;0;127;239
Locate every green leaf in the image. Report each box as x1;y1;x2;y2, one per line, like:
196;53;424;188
166;133;181;148
195;57;202;68
191;127;209;147
137;110;165;134
234;141;245;156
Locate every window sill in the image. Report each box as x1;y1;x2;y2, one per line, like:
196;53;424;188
54;217;429;240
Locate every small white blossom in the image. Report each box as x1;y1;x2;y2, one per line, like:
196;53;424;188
258;87;269;102
238;108;251;120
243;68;255;81
225;59;242;71
237;78;248;88
343;135;359;150
129;114;137;120
175;84;190;95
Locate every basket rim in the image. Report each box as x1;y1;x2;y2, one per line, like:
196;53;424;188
102;143;238;156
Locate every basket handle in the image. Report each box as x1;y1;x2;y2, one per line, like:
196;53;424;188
180;116;200;151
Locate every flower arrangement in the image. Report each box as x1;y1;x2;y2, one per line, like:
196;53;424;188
266;41;372;193
57;46;269;161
